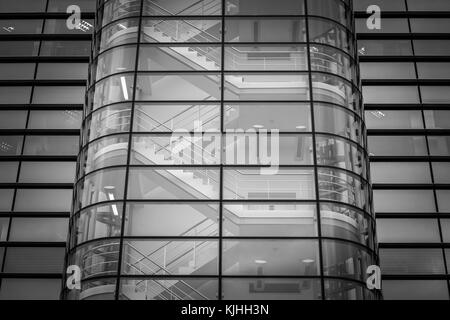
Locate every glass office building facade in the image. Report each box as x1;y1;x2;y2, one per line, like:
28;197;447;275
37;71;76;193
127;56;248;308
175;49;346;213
0;0;449;301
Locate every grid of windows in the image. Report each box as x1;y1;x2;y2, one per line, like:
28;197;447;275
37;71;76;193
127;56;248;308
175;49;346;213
357;0;450;300
0;0;92;300
63;0;379;300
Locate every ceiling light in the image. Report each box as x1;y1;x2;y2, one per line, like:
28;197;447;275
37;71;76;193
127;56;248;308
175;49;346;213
296;125;307;130
120;76;129;100
302;259;315;263
253;125;264;129
254;260;267;264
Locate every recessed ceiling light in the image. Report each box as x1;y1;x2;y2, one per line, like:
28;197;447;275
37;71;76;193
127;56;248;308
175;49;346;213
302;259;315;263
254;260;267;264
253;125;264;129
296;125;307;130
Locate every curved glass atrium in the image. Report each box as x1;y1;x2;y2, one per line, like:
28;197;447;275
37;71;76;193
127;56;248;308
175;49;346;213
63;0;379;300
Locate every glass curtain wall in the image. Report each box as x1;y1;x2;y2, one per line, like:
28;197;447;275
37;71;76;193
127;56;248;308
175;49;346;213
63;0;379;300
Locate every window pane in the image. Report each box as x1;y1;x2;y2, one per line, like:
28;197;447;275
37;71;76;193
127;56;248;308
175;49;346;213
90;74;134;111
365;110;423;130
43;19;94;34
32;86;85;104
408;0;450;11
360;62;415;79
19;162;76;183
424;110;450;129
432;162;450;183
223;203;317;237
437;190;450;212
222;240;320;276
95;45;136;81
0;279;61;300
428;136;450;156
0;63;35;79
380;249;445;275
145;0;222;15
0;110;28;129
0;162;18;183
371;162;431;184
0;0;47;12
222;278;322;300
97;18;139;53
0;41;39;56
376;219;440;243
124;202;219;237
368;136;428;156
47;0;95;12
122;240;218;275
414;40;450;56
363;86;420;104
354;0;406;11
356;18;409;33
23;136;79;156
14;189;72;212
28;110;82;129
411;19;450;33
127;168;220;200
421;86;450;104
383;280;449;300
0;136;23;156
4;247;65;273
309;18;352;54
36;63;88;80
226;0;304;15
223;168;315;200
0;189;14;211
9;217;68;241
84;103;131;142
442;220;450;242
358;40;412;56
40;41;91;56
0;87;32;104
0;217;9;241
374;190;436;213
417;63;450;79
325;279;375;300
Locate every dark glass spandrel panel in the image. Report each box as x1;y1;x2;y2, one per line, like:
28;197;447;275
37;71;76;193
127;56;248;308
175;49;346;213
222;240;320;276
226;0;304;15
0;110;28;128
4;247;65;273
37;63;88;80
9;217;68;242
139;45;221;71
47;0;96;12
76;168;126;210
363;86;420;104
357;40;412;56
0;189;14;211
371;162;431;184
223;203;317;237
365;110;424;130
223;168;315;200
424;110;450;129
95;45;136;81
0;162;18;183
356;18;409;33
360;62;416;80
0;136;23;156
380;249;445;275
382;280;449;300
135;74;221;101
14;189;72;212
119;278;218;300
28;110;82;129
23;136;79;156
414;40;450;56
368;136;428;156
0;63;35;80
224;103;311;132
353;0;406;11
417;63;450;79
127;168;220;200
146;0;222;15
40;41;91;56
325;279;375;300
376;219;440;243
125;202;219;237
122;240;219;276
0;87;32;104
0;0;47;12
373;190;436;213
32;86;85;104
407;0;450;11
322;240;375;282
71;203;122;248
142;19;222;43
222;278;322;300
44;19;94;34
224;74;309;101
320;203;374;248
66;278;116;300
428;136;450;156
97;18;139;53
0;279;61;300
133;103;220;132
225;19;306;43
91;74;134;110
0;19;42;34
20;162;75;183
0;41;39;56
421;86;450;104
